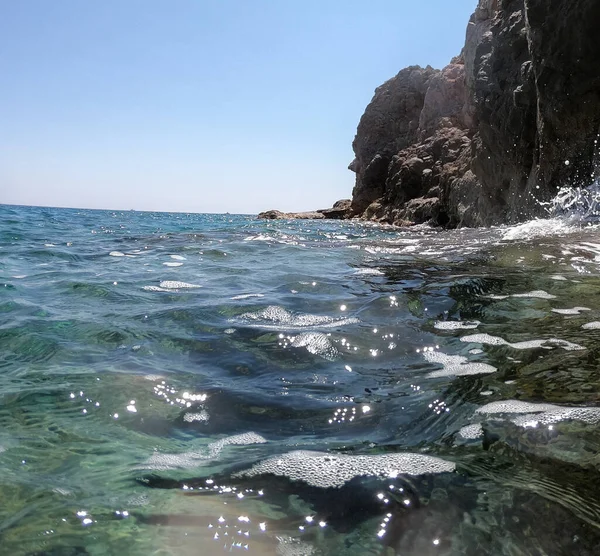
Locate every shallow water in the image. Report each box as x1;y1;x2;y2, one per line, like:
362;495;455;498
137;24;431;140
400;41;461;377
2;204;600;555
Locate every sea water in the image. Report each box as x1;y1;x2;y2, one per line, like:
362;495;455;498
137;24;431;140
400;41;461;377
2;203;600;555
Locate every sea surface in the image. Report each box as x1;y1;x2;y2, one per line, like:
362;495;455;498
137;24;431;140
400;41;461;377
2;203;600;555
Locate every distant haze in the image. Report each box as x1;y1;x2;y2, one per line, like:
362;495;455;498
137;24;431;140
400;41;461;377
0;0;477;214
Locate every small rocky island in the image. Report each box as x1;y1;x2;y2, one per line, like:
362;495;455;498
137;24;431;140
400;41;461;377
259;0;600;228
258;199;352;221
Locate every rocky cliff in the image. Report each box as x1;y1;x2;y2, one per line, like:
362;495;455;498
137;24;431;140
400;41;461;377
348;0;600;227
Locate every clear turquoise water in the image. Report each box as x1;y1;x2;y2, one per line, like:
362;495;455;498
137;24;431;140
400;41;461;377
2;204;600;555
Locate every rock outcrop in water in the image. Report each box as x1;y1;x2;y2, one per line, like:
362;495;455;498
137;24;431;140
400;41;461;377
257;209;326;220
258;199;352;221
347;0;600;227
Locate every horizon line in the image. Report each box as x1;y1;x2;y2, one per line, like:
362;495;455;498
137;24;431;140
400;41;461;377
0;202;257;216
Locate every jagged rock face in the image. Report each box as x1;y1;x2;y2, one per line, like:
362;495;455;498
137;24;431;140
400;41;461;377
349;0;600;227
419;60;470;137
525;0;600;192
349;66;439;214
351;59;476;227
458;0;537;225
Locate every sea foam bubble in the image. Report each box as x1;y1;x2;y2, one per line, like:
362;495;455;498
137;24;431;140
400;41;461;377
235;305;359;330
423;350;497;377
233;450;455;488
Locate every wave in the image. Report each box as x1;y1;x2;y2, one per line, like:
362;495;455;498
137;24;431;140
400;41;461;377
545;180;600;220
500;181;600;241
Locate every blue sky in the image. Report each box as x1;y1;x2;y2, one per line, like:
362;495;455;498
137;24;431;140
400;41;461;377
0;0;477;213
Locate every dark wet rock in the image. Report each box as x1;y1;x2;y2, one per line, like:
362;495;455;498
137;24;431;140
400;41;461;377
138;445;600;554
348;0;600;227
137;451;466;552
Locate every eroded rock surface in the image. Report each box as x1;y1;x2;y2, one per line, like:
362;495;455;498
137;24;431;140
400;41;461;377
348;0;600;227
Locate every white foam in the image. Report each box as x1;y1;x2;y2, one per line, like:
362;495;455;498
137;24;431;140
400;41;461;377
143;374;164;381
163;262;183;267
109;251;125;257
476;400;561;415
423;350;497;377
434;320;480;330
244;235;271;241
512;407;600;427
139;432;267;471
276;537;316;556
551;307;590;315
501;218;573;241
236;305;359;330
233;450;455;488
518;338;584;350
230;293;265;300
354;268;384;276
511;290;557;300
208;432;267;454
141;452;197;471
486;290;557;301
142;286;170;292
169;255;186;261
460;333;511;347
460;333;584;351
579;241;600;251
457;423;484;440
159;281;201;289
290;332;338;360
183;410;210;423
582;321;600;330
550;275;568;281
476;399;600;428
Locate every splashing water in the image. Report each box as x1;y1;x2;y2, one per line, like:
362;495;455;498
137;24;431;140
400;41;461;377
502;180;600;242
544;179;600;221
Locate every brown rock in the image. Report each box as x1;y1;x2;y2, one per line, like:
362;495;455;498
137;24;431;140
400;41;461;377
318;199;353;219
258;199;354;221
257;210;325;220
348;0;600;228
349;66;439;215
257;210;286;219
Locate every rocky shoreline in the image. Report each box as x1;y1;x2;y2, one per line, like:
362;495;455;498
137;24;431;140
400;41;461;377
260;0;600;228
257;199;352;221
